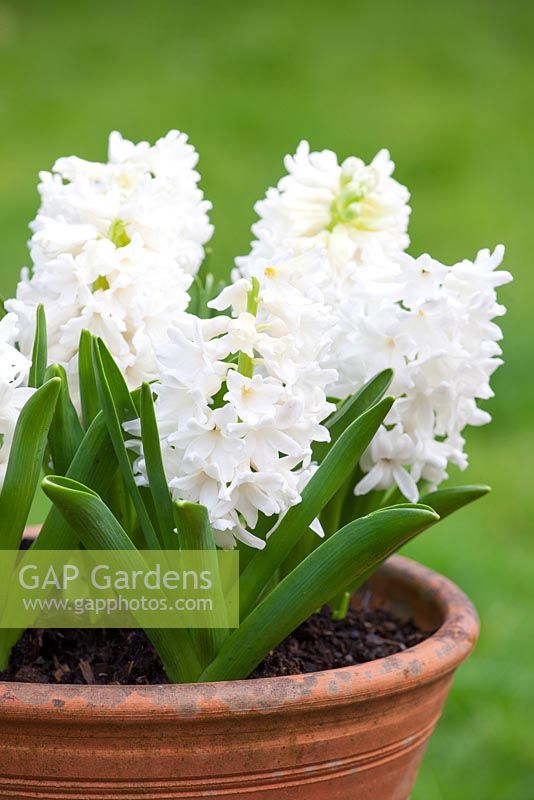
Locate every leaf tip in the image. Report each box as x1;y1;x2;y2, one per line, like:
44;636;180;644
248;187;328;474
381;394;396;410
43;375;62;395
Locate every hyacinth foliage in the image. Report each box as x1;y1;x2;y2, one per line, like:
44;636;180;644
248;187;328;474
0;131;505;683
0;304;488;682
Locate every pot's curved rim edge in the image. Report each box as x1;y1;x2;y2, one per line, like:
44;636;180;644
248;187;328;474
0;555;479;719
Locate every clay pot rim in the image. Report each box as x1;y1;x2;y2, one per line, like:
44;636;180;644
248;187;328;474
0;554;479;720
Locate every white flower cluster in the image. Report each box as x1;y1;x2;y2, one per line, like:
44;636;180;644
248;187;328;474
128;250;336;549
6;130;212;390
239;141;512;501
242;140;410;274
0;315;34;487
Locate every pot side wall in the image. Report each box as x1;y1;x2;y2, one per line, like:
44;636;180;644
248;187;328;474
0;555;479;800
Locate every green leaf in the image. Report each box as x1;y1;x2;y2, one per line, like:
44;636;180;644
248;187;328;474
201;505;439;682
187;275;201;317
0;411;119;665
314;369;393;463
188;270;227;319
42;475;136;549
45;364;84;475
331;591;351;620
329;490;489;615
140;383;176;548
108;469;137;540
94;337;138;421
78;329;100;429
0;377;61;550
28;304;47;389
34;412;117;551
92;337;160;550
173;500;228;666
130;384;145;417
420;485;491;518
41;475;202;683
239;395;394;618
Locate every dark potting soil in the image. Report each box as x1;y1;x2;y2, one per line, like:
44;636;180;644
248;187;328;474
0;603;434;685
250;604;432;678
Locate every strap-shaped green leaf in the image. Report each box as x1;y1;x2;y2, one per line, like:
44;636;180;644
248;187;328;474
0;377;61;550
94;337;137;420
314;369;393;462
174;500;228;665
34;412;116;550
28;304;47;388
420;485;490;518
201;505;439;682
42;475;135;549
189;270;226;319
41;475;202;683
92;337;160;550
45;364;84;475
239;395;394;618
78;329;100;430
187;276;201;317
0;411;119;665
140;382;176;548
330;489;491;616
173;500;211;550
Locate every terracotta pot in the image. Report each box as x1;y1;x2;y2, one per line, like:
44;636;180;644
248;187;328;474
0;554;478;800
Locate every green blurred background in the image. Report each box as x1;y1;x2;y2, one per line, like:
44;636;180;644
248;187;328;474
0;1;532;796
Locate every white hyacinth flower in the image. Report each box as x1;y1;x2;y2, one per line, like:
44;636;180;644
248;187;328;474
128;249;337;549
240;143;511;502
237;141;410;279
6;130;213;390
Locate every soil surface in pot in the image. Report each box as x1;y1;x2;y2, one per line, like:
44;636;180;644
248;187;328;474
0;602;433;685
250;604;432;678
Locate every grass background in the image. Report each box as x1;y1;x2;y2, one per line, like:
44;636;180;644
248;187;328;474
0;1;532;796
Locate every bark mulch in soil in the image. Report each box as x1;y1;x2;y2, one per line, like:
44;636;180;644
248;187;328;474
0;603;434;685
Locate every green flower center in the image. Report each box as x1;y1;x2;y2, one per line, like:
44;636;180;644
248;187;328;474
108;219;131;248
91;275;110;292
327;167;379;231
92;220;131;292
328;188;364;229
